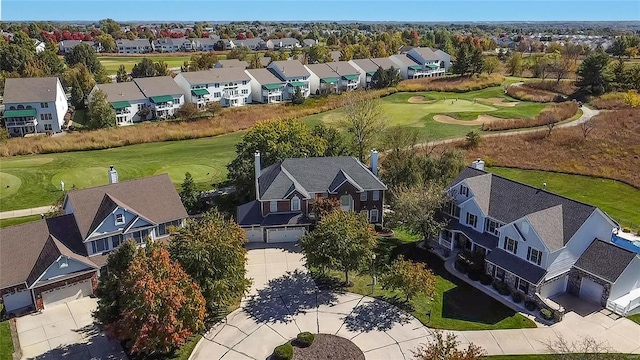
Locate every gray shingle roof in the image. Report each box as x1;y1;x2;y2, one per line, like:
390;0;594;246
65;174;188;239
487;248;547;284
371;58;398;71
178;68;250;85
350;59;379;73
450;167;598;247
237;200;263;226
306;63;340;80
258;157;386;200
261;213;309;226
134;76;184;98
391;54;421;67
326;61;360;76
465;173;491;214
448;217;499;250
96;82;146;103
409;47;440;61
269;60;310;79
3;77;60;103
526;205;564;251
246;68;283;85
234;38;265;47
574;239;637;283
0;214;89;289
272;38;299;46
216;59;249;69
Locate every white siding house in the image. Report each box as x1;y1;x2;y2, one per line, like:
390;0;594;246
91;82;150;126
245;68;285;104
134;76;185;119
267;60;311;100
174;68;252;107
2;77;68;137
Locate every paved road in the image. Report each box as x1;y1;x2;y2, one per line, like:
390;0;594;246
189;244;640;360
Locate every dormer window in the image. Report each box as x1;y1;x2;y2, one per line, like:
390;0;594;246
460;185;469;197
291;196;301;211
115;213;125;225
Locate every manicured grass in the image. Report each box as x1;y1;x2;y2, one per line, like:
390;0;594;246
98;56;192;74
629;314;640;325
487;356;640;360
302;87;546;141
488;167;640;229
0;131;243;212
390;227;421;244
160;335;202;360
320;239;536;331
0;215;42;228
0;320;13;360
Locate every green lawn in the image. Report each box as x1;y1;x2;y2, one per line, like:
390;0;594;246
0;320;13;360
487;356;640;360
301;88;546;141
0;131;243;212
320;238;536;331
629;314;640;325
0;215;42;228
488;167;640;229
99;56;193;74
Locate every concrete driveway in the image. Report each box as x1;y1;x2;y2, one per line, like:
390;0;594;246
15;297;126;360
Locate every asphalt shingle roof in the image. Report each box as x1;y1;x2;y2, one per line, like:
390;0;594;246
134;76;184;98
3;77;60;103
65;174;188;239
326;61;360;76
96;82;146;103
574;239;637;283
269;60;310;79
487;248;547;284
246;68;283;85
350;59;379;73
306;63;340;80
258;157;386;200
178;68;250;85
216;59;249;69
237;200;263;226
409;47;440;61
450;167;598;248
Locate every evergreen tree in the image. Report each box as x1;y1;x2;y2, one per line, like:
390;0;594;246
116;65;130;83
179;172;200;214
87;89;116;129
577;51;612;95
291;86;305;105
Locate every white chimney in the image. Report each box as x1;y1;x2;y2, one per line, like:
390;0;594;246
370;149;379;176
254;151;261;199
471;158;485;171
108;165;119;184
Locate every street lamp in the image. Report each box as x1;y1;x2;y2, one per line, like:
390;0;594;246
371;253;377;294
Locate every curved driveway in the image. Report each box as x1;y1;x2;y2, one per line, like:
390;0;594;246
190;244;640;360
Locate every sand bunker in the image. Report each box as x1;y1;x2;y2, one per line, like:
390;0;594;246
408;96;437;104
433;114;509;126
479;97;520;107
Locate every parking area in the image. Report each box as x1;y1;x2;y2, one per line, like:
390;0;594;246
244;242;306;295
15;297;126;360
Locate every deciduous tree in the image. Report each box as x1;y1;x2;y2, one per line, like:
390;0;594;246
176;102;200;121
300;210;377;284
371;66;401;89
414;331;485;360
87;88;116;129
108;244;206;355
307;44;331;63
227;118;326;199
482;56;500;75
310;197;342;220
310;124;351;157
340;91;386;162
169;210;251;318
506;52;524;76
387;182;449;242
381;256;437;302
65;42;104;75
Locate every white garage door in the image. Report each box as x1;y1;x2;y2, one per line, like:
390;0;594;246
42;279;93;309
2;289;33;313
540;276;567;298
245;228;264;243
580;277;604;304
266;227;305;243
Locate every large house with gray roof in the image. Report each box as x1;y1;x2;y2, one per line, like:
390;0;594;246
237;151;386;243
133;76;185;119
326;61;361;92
305;63;340;95
0;172;187;315
245;68;285;104
439;161;640;315
174;68;252;107
267;60;311;100
92;82;150;125
116;39;153;54
2;77;68;137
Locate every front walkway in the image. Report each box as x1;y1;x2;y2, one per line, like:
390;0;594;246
189;243;640;360
0;206;55;220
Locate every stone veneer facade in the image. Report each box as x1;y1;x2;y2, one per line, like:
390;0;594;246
567;267;611;307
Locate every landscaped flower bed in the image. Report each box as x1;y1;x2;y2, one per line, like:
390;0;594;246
292;334;364;360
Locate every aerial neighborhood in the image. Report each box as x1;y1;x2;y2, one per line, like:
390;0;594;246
0;13;639;360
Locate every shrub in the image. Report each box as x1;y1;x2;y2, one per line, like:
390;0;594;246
396;74;504;93
511;291;524;303
465;130;482;148
480;274;493;285
482;101;579;132
524;300;537;311
454;259;468;273
296;332;315;348
506;84;565;103
524;80;577;96
467;270;481;281
540;308;553;320
492;280;511;296
622;228;631;233
273;343;294;360
591;92;629;110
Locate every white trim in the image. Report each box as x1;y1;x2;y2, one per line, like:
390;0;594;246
522;216;552;253
487;261;544;286
329;177;364;194
28;255;96;289
573;265;614;284
352;157;388;189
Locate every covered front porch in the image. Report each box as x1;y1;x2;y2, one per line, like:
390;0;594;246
4;109;38;137
438;222;497;257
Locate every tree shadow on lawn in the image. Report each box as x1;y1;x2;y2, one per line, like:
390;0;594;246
243;269;339;324
343;296;414;332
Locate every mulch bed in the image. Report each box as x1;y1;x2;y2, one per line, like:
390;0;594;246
292;334;364;360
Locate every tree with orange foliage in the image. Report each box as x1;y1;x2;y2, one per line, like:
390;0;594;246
413;330;485;359
107;243;206;355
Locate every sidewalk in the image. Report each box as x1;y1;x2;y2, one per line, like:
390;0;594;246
0;206;55;220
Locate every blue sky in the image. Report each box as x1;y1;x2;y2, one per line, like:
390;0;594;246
2;0;639;22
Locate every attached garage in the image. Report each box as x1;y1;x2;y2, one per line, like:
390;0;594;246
540;275;567;299
245;228;264;242
266;227;305;243
41;279;93;309
2;289;33;313
580;277;605;304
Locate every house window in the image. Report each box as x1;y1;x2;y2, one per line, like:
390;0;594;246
137;104;143;111
131;229;149;244
495;267;505;281
445;201;460;218
242;80;247;85
44;124;53;131
91;238;109;254
270;201;278;212
115;213;125;225
460;185;469;196
242;89;249;95
372;190;380;201
291;196;301;211
527;247;543;266
340;195;352;210
360;192;367;201
214;92;221;98
505;237;518;254
370;209;379;223
485;219;502;236
516;278;530;293
214;83;220;88
158;220;181;236
465;212;477;228
111;234;123;248
41;102;49;108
